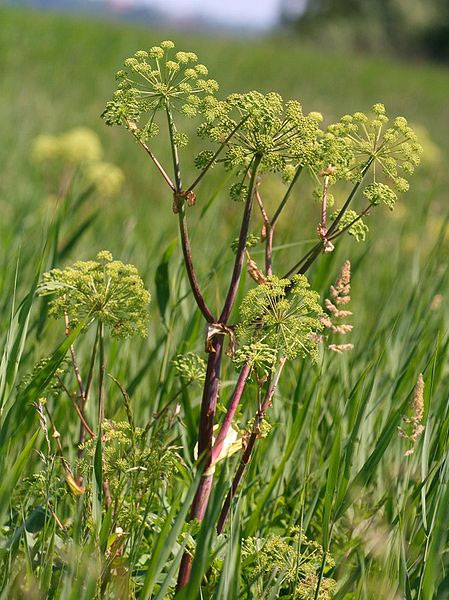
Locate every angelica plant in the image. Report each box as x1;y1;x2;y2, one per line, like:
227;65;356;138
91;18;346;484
102;39;421;594
38;251;150;507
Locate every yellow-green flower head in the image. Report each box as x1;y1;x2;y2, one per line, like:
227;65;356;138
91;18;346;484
58;127;103;164
363;181;397;211
101;40;219;144
332;209;369;242
236;275;323;362
233;342;278;377
39;251;151;338
196;92;321;182
31;128;103;165
326;104;422;191
31;134;61;163
172;352;206;384
85;161;124;198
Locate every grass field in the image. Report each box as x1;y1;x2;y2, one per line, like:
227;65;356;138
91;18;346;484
1;6;449;599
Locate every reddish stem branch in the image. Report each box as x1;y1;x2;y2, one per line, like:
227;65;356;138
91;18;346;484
178;207;215;323
255;186;274;276
126;116;175;191
211;362;251;465
64;314;85;400
265;227;274;277
176;337;224;590
57;376;95;438
220;155;262;324
217;357;286;534
140;141;176;191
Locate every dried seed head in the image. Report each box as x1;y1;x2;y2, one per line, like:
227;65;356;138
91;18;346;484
321;260;353;353
398;373;425;456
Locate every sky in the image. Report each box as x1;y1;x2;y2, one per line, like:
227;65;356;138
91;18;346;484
114;0;285;29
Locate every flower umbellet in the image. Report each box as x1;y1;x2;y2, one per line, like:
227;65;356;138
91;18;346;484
38;251;151;338
31;127;125;198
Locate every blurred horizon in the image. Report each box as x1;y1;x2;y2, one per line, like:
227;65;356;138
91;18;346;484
6;0;307;31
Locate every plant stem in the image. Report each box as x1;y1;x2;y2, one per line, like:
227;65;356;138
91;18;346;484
270;165;303;228
98;322;105;429
211;362;251;465
178;205;215;323
56;376;94;438
283;162;373;279
98;321;111;508
165;103;182;192
326;159;372;237
126;117;175;191
220;155;262;324
140;139;176;191
64;314;85;402
76;327;99;477
217;357;286;534
177;156;262;590
265;226;274;277
176;336;224;590
165;103;215;322
254;186;273;276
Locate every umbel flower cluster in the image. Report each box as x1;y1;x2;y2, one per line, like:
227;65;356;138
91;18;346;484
196;91;323;199
39;251;151;338
327;104;423;191
242;529;336;599
102;40;219;144
236;275;323;364
102;40;422;242
31;127;124;198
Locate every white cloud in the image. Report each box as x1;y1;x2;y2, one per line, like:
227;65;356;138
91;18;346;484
144;0;281;28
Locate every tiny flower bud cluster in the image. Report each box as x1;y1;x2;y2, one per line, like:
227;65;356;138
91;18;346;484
173;352;206;384
332;209;369;242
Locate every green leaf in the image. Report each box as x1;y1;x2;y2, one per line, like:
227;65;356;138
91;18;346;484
0;430;40;526
155;239;177;321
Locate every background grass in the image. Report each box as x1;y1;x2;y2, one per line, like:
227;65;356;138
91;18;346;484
1;6;449;599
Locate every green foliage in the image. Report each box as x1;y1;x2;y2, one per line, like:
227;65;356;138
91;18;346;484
39;251;151;338
78;420;180;527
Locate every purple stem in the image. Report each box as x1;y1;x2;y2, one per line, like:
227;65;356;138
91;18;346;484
217;358;286;534
211;362;251;465
178;207;215;323
220;155;262;324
